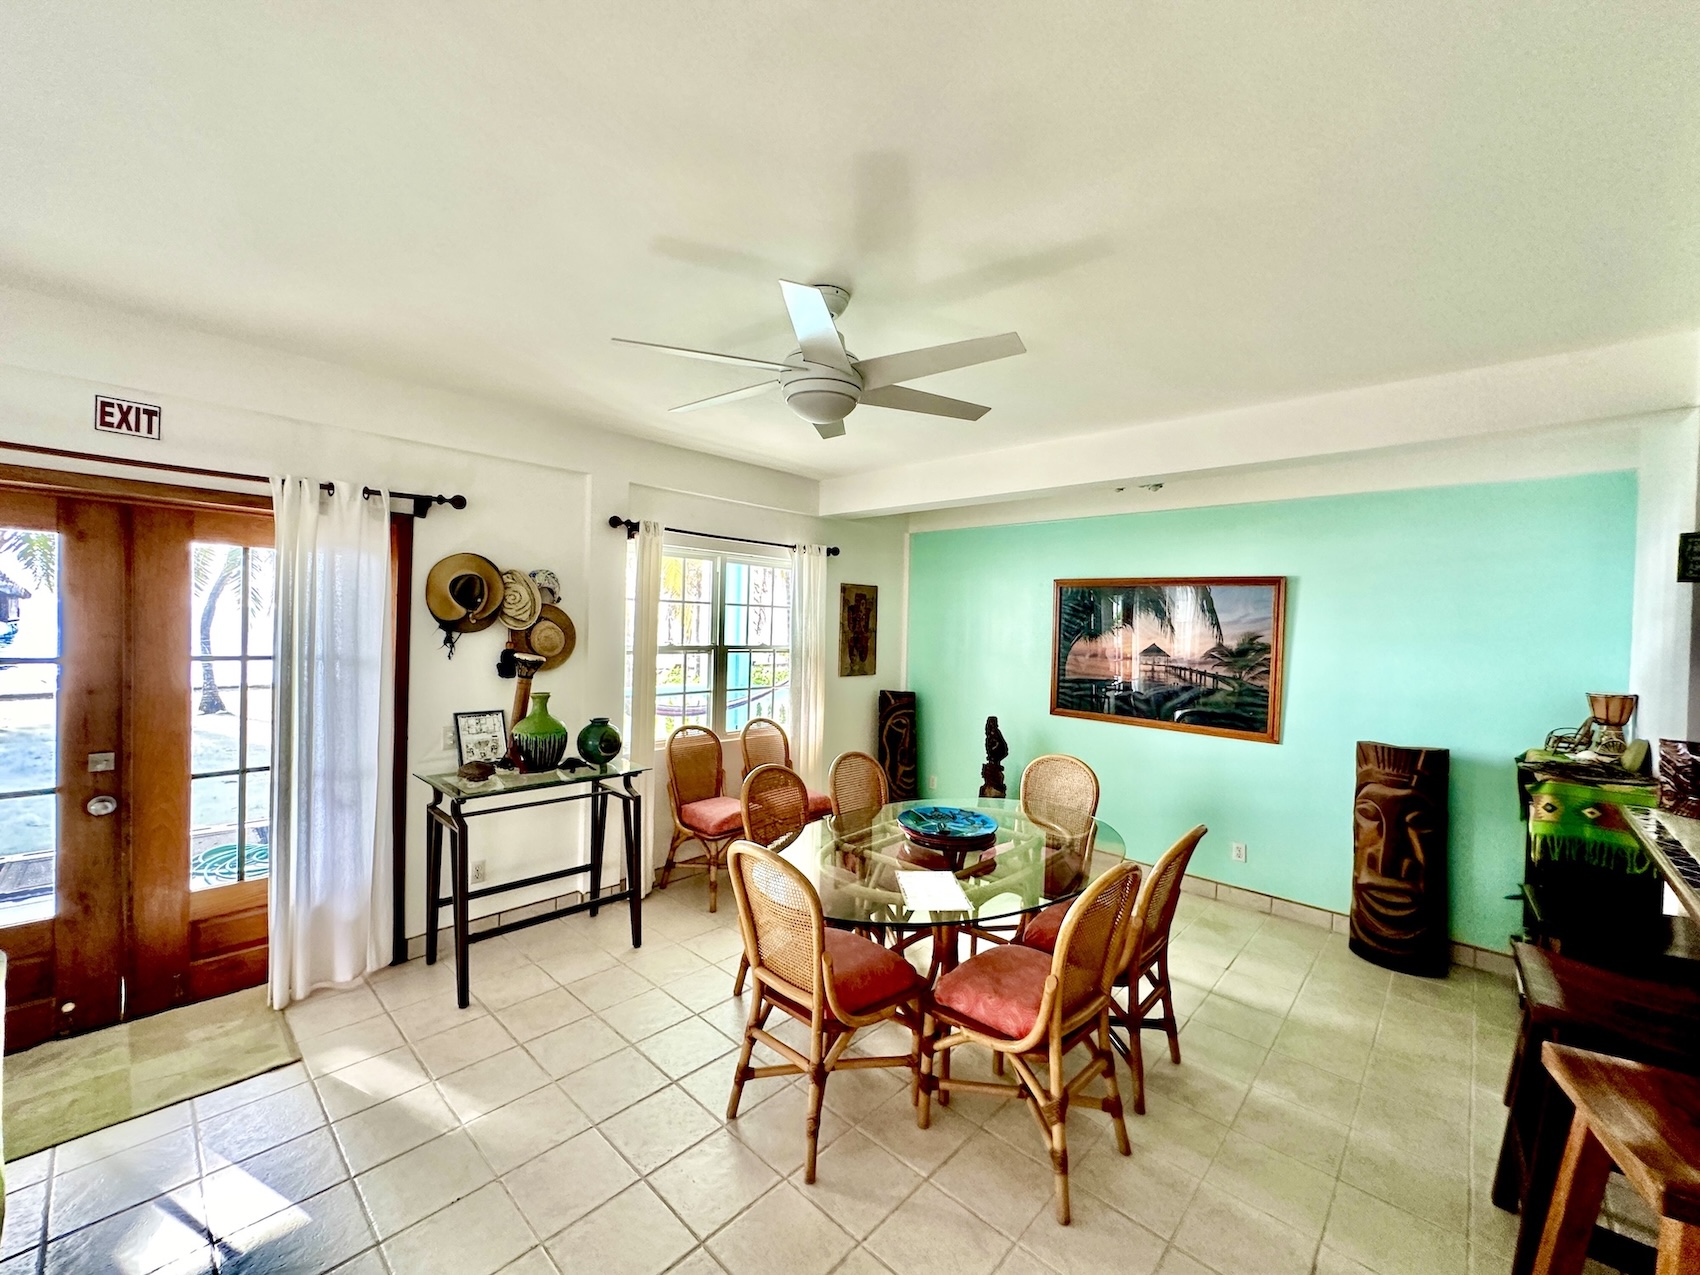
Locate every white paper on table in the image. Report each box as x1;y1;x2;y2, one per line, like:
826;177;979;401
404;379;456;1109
898;870;971;914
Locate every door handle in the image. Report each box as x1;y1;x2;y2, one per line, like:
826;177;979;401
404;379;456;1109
86;795;118;817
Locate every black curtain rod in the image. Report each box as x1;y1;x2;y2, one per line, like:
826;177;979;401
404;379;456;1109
0;439;467;518
608;515;839;557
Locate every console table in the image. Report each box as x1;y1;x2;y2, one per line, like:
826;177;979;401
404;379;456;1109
416;761;649;1008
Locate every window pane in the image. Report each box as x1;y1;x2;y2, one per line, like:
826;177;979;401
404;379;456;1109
725;561;747;606
684;652;712;695
725;604;746;645
661;557;685;602
750;566;772;606
774;569;792;607
684;557;713;602
682;601;713;645
190;543;248;658
773;605;790;647
246;659;273;770
190;774;240;890
0;663;56;794
750;605;771;645
246;548;276;658
0;528;58;659
657;653;685;694
190;660;242;775
0;793;54;925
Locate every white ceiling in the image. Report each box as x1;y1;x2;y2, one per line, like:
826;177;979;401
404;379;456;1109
2;2;1698;481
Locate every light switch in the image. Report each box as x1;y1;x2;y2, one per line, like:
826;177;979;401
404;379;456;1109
88;752;116;773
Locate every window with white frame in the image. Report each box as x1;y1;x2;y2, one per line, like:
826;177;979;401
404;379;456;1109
625;544;792;744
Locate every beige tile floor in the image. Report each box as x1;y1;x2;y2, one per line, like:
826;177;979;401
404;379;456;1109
0;877;1578;1274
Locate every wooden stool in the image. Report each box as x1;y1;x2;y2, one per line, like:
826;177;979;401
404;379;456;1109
1529;1043;1700;1275
1495;943;1700;1274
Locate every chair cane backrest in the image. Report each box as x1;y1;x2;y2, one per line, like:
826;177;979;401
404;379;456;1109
829;751;888;821
740;717;791;776
728;840;823;999
667;726;725;809
1128;825;1208;970
742;764;811;851
1051;859;1143;1023
1021;754;1100;846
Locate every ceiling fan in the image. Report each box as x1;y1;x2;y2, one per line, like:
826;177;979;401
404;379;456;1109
614;281;1025;439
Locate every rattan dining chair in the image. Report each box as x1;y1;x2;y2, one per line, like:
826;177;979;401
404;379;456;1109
726;841;926;1184
731;763;812;995
739;717;832;820
1018;824;1207;1114
1021;754;1100;885
921;858;1144;1225
661;725;744;912
828;750;889;839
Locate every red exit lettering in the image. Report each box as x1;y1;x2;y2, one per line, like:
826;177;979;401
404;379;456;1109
94;395;162;440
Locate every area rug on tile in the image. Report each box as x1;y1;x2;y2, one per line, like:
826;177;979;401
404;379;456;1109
3;986;300;1159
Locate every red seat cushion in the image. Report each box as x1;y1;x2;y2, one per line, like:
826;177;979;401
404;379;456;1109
805;789;833;821
679;795;744;838
932;944;1052;1040
1017;902;1070;954
824;931;921;1014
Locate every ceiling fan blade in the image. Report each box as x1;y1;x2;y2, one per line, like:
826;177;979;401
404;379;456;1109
669;381;778;413
852;332;1026;390
778;281;853;373
860;385;989;421
612;337;791;373
814;420;847;440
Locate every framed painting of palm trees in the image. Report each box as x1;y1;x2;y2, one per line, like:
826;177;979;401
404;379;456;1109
1052;577;1287;743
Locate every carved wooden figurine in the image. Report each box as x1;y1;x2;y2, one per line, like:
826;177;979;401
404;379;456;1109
1350;741;1450;977
979;716;1009;798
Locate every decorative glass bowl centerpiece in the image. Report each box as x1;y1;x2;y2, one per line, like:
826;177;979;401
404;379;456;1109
896;805;999;871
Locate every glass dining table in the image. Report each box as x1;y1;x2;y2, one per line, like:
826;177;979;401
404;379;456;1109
776;796;1127;974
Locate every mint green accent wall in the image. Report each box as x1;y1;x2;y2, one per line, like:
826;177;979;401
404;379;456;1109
906;473;1638;950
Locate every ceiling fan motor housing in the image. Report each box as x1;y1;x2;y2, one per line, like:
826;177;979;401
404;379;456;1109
780;361;862;426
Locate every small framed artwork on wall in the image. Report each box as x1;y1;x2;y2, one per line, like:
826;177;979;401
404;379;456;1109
839;583;878;677
455;710;509;765
1052;576;1287;743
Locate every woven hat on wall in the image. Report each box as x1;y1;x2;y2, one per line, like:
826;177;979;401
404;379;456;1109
500;569;543;630
517;604;576;672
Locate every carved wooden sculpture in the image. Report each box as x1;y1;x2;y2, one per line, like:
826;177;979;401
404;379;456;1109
979;716;1009;798
878;690;918;801
1350;741;1450;977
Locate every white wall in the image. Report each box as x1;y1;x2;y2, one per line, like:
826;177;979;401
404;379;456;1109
0;284;909;941
1630;410;1700;745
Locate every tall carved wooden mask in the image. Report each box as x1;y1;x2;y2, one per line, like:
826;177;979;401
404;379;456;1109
1350;741;1450;977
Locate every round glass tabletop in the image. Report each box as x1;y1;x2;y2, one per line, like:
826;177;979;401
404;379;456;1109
777;797;1126;931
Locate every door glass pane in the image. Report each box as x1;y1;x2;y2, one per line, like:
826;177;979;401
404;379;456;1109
190;659;242;774
0;794;55;926
243;777;271;883
0;526;60;926
190;774;240;889
190;544;248;658
190;543;274;891
0;663;57;793
245;659;273;770
246;548;276;658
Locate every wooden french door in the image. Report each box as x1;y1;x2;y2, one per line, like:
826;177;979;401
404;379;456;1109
0;475;274;1052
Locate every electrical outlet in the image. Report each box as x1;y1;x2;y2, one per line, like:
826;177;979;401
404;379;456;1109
928;775;937;791
471;860;487;884
442;725;457;751
1231;842;1248;863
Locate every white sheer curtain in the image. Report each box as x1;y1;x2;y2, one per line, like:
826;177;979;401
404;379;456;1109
628;521;664;895
268;477;395;1006
790;543;829;788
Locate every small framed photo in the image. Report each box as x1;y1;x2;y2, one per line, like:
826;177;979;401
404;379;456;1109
455;710;508;765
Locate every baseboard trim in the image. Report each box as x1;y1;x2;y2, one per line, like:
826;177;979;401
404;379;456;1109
1165;866;1515;979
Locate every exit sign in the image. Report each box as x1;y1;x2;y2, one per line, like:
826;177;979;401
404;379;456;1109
94;395;162;440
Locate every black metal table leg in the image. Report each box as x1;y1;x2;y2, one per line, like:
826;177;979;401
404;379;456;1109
451;800;472;1009
588;784;608;917
425;796;444;966
624;773;644;948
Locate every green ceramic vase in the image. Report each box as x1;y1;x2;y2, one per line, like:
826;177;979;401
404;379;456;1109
576;716;623;766
512;691;569;771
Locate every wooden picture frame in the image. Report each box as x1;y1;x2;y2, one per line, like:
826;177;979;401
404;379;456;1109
455;709;508;765
1051;576;1287;744
839;583;878;677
